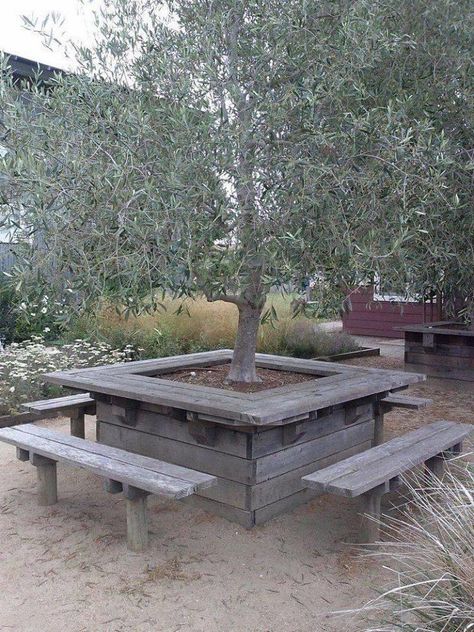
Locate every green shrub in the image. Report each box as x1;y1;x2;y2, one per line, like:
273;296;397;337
0;281;17;345
0;336;134;415
282;321;359;358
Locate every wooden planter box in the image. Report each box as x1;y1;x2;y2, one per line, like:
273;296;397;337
314;346;380;362
46;350;423;527
399;321;474;382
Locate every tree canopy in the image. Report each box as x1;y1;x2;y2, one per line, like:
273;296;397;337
1;0;472;381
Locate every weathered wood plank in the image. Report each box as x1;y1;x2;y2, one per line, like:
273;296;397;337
0;427;211;498
303;421;454;486
251;402;373;458
303;421;472;497
97;400;250;458
381;394;432;410
98;422;255;484
251;441;371;509
180;494;255;528
255;420;374;482
404;363;474;382
23;393;95;413
16;424;216;489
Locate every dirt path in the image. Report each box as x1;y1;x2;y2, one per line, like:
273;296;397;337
0;355;472;632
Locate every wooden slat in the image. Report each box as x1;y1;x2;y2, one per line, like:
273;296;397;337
381;394;432;410
303;421;472;498
12;424;216;489
303;422;453;485
23;393;94;413
0;426;216;498
44;351;425;426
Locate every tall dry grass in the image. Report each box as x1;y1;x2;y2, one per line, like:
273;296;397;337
346;457;474;632
67;294;354;358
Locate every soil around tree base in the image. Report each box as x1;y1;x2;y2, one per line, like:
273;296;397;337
159;363;319;393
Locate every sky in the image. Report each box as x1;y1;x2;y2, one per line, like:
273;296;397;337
0;0;98;70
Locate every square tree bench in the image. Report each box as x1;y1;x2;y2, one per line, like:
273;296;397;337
0;423;216;551
302;420;472;543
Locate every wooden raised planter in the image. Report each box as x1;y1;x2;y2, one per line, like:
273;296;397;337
45;350;423;527
399;321;474;381
314;346;380;362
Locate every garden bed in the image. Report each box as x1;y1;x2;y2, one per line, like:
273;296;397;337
313;346;380;362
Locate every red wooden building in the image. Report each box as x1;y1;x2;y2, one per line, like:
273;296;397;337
342;285;441;339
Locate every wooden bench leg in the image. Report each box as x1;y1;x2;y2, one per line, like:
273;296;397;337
373;406;384;447
124;485;149;552
70;410;85;439
360;483;385;543
425;453;445;479
30;453;58;506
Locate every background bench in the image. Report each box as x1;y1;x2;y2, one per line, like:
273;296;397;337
22;393;96;438
302;420;472;543
0;423;216;551
373;392;433;445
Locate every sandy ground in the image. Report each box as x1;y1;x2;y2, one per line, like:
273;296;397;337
0;349;472;632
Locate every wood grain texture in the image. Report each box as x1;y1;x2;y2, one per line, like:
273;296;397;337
44;351;425;426
302;421;472;497
0;425;216;498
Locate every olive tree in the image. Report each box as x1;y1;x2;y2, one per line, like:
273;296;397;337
1;0;471;381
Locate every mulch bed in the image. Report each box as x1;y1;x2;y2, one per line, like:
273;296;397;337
159;364;319;393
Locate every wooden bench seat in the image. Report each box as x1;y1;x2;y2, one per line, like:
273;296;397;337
302;420;472;543
380;394;432;410
22;393;96;438
0;423;216;551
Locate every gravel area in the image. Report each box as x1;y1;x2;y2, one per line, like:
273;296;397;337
0;350;472;632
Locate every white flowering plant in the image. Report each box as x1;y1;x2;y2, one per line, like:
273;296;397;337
0;336;135;414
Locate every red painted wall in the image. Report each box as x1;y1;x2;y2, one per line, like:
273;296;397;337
342;286;440;338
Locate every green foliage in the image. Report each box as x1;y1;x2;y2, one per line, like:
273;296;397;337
0;0;472;370
282;322;358;359
0;280;17;345
0;336;134;414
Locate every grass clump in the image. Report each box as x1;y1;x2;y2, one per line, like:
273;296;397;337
353;459;474;631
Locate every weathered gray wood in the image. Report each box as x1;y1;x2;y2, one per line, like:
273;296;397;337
303;421;472;498
425;454;445;478
14;424;216;489
97;399;373;461
98;422;254;484
0;426;215;498
45;351;425;427
255;420;374;482
125;487;148;552
381;394;432;410
16;447;29;461
31;453;58;506
104;479;123;494
70;411;85;438
254;486;321;525
251;402;373;458
251;441;371;509
0;410;56;429
23;393;95;413
303;422;455;487
181;494;255;528
360;483;385;543
405;362;474;382
373;405;384;447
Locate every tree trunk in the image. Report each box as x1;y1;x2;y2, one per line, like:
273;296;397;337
226;302;262;383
